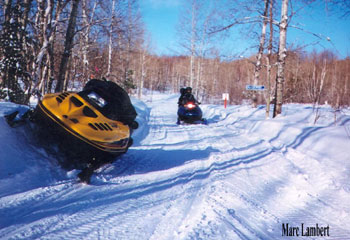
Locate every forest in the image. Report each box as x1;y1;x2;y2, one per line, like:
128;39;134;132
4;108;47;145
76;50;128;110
0;0;349;117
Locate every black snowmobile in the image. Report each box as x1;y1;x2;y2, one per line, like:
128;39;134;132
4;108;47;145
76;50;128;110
5;79;138;183
177;87;206;124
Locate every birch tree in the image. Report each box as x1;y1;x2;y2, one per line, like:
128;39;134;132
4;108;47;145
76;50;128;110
252;0;270;107
189;1;197;88
177;0;216;98
137;34;152;99
265;0;274;118
107;0;116;77
177;0;201;87
34;0;52;94
273;0;289;117
312;59;327;123
80;0;98;83
114;0;143;90
34;0;69;94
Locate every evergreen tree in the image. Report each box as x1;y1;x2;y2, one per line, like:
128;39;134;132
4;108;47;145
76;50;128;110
123;69;136;92
0;3;27;103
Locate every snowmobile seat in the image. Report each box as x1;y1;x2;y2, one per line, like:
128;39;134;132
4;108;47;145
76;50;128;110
79;79;137;126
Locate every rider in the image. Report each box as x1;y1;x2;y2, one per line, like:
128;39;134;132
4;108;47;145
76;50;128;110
178;87;199;106
177;88;186;106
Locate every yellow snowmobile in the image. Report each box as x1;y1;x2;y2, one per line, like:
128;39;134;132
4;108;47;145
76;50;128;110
6;79;138;183
36;91;132;155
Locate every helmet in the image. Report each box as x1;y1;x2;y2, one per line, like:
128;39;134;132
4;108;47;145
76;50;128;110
180;88;185;95
186;87;192;93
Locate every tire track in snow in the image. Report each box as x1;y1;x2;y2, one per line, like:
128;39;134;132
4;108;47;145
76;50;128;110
116;97;286;239
134;100;349;239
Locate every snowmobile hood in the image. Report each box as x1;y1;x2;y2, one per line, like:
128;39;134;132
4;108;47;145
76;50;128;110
37;92;130;152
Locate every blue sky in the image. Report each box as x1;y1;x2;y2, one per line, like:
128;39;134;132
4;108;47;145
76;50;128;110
139;0;182;55
139;0;350;58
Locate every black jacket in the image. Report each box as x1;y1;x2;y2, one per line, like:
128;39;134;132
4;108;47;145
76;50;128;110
178;93;198;106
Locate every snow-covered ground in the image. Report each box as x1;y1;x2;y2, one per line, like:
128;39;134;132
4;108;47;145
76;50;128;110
0;93;350;239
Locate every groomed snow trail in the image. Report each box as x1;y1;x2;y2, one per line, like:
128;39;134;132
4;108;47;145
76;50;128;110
0;94;350;239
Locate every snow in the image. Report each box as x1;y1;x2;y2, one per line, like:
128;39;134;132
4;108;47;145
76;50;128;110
0;93;350;239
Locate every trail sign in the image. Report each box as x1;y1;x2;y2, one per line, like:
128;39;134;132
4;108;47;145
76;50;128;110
222;93;229;100
246;85;265;91
222;93;229;108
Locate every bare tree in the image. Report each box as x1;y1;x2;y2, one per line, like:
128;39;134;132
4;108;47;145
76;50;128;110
265;0;275;118
326;0;350;18
273;0;289;117
33;0;70;95
252;0;270;107
107;0;116;77
135;33;152;99
176;0;202;87
55;0;81;93
118;0;143;90
33;0;53;94
313;59;327;123
80;0;98;83
177;0;216;100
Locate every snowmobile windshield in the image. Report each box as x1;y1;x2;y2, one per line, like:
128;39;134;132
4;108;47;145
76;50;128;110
79;90;115;120
87;91;106;108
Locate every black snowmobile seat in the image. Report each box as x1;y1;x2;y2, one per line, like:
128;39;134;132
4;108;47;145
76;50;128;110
79;79;137;126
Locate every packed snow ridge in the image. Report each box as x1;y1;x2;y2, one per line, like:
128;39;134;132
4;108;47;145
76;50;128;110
0;92;350;239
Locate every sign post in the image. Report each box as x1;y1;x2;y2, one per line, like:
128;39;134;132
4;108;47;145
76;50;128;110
222;93;229;108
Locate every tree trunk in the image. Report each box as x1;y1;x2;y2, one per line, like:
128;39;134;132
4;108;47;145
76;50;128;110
196;57;201;98
107;0;116;77
189;1;197;87
1;0;29;103
265;0;274;118
273;0;289;117
252;0;270;108
46;0;67;93
20;0;32;96
55;0;80;93
35;0;52;93
81;0;97;83
138;49;146;99
1;0;13;89
313;59;327;124
190;55;195;87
